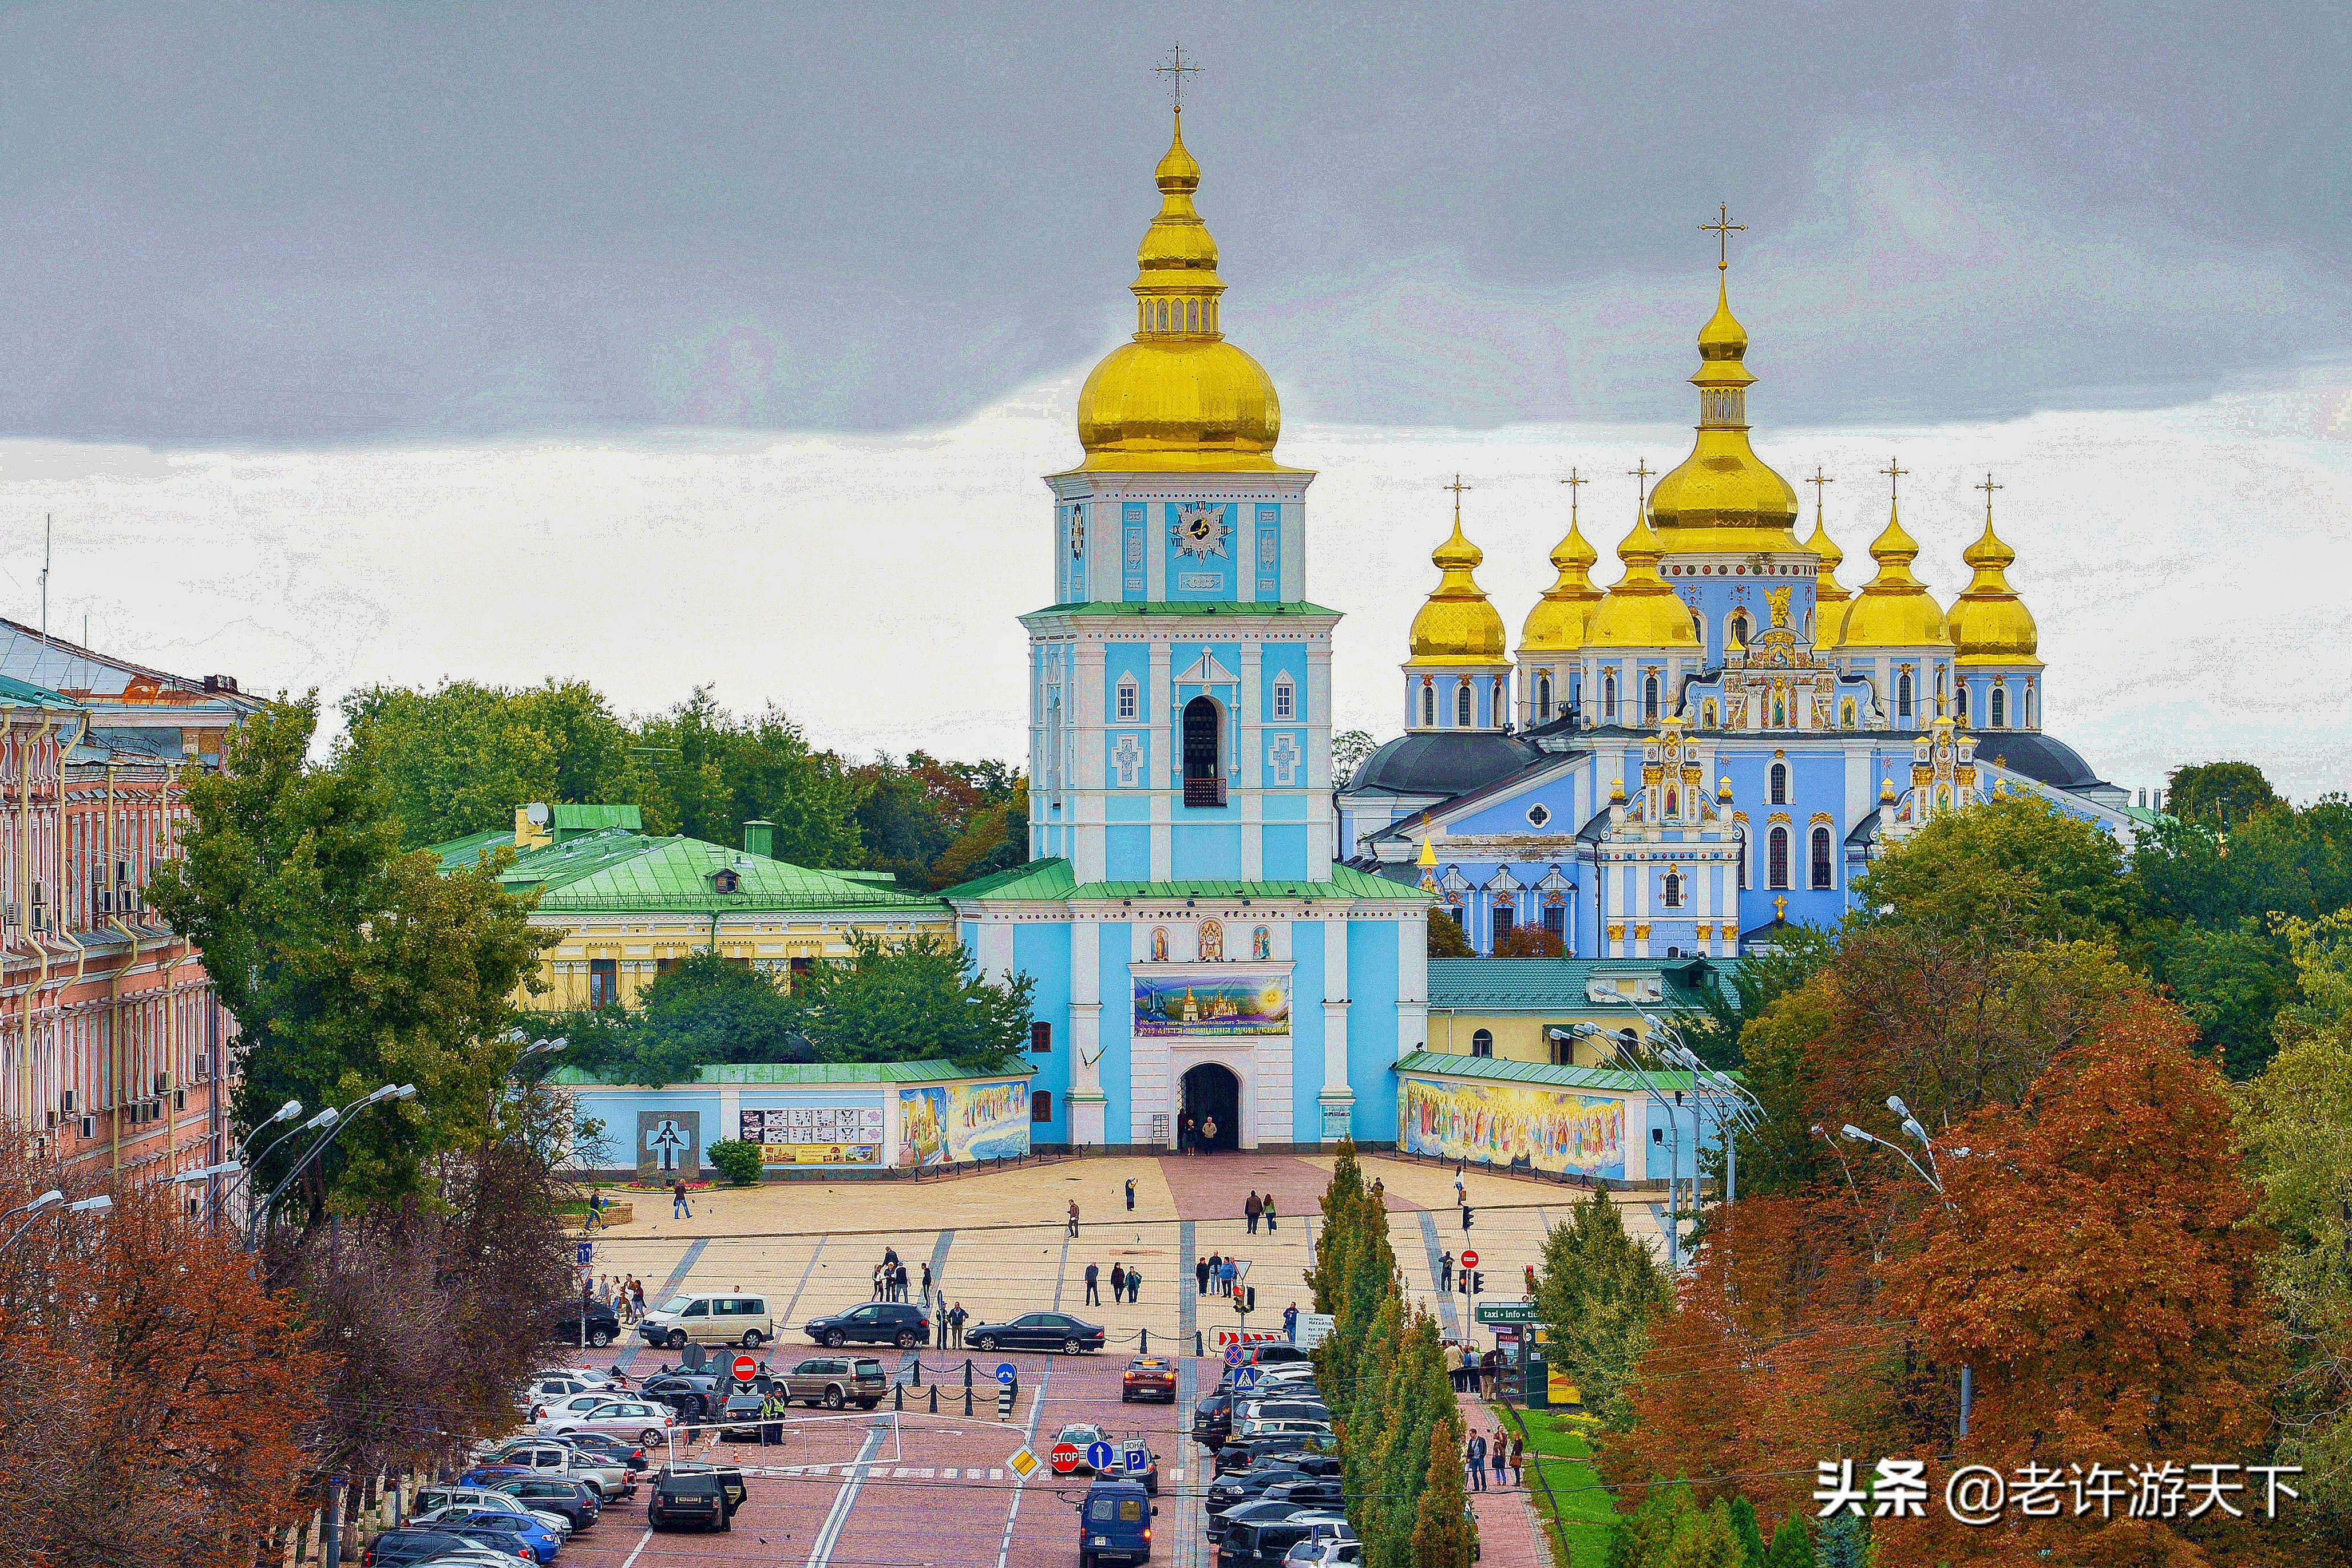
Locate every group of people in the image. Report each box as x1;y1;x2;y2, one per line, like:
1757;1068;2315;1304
1082;1261;1145;1305
870;1245;940;1306
1241;1190;1279;1233
1195;1252;1242;1296
1444;1339;1506;1396
1174;1111;1219;1153
1463;1427;1525;1491
586;1273;647;1322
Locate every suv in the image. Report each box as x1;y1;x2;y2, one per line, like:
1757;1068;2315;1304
469;1439;634;1501
544;1300;621;1348
638;1292;774;1350
1225;1513;1351;1568
647;1467;731;1533
801;1301;930;1348
1076;1476;1155;1566
780;1356;889;1409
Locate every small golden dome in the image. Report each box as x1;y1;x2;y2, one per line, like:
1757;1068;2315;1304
1074;108;1289;473
1586;507;1702;650
1838;502;1953;650
1945;516;2041;665
1518;518;1605;653
1646;279;1802;555
1805;516;1852;647
1408;508;1507;663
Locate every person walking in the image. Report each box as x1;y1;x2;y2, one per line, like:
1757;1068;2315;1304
1262;1194;1277;1232
1126;1265;1141;1303
1207;1252;1224;1295
1282;1301;1298;1341
1201;1115;1218;1150
921;1262;933;1307
1439;1250;1454;1293
1085;1262;1102;1306
1245;1191;1262;1235
1110;1263;1126;1302
1444;1339;1463;1391
1466;1430;1487;1492
948;1301;968;1349
896;1261;912;1302
671;1179;691;1219
872;1264;887;1301
1124;1175;1137;1211
1491;1428;1510;1491
761;1387;785;1446
1196;1256;1211;1296
631;1278;647;1318
1464;1348;1482;1397
1221;1257;1238;1297
1067;1199;1080;1238
1455;1167;1467;1207
1509;1433;1525;1488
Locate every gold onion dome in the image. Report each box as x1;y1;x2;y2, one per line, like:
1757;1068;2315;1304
1519;517;1605;652
1075;107;1286;472
1644;279;1803;553
1805;516;1852;647
1408;511;1508;662
1837;502;1953;648
1586;506;1701;649
1945;516;2041;664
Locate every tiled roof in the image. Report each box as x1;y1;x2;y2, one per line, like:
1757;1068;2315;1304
941;859;1428;905
551;1059;1004;1086
1393;1049;1699;1094
1427;956;1736;1012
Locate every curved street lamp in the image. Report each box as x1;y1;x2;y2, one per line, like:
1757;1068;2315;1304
246;1084;419;1248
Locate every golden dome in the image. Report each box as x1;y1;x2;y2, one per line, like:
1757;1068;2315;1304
1519;516;1604;652
1073;108;1288;473
1838;502;1953;650
1586;506;1702;650
1805;516;1852;647
1645;279;1803;554
1945;514;2041;666
1408;504;1508;664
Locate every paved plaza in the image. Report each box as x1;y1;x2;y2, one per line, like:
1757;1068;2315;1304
551;1153;1652;1568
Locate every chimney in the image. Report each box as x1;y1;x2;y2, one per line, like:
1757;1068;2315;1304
515;802;553;850
742;819;775;859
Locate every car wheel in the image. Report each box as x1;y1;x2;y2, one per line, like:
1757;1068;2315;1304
1063;1337;1082;1356
741;1330;763;1349
640;1428;665;1446
1120;1390;1131;1403
895;1330;916;1349
588;1328;613;1347
667;1330;688;1350
858;1398;881;1409
974;1334;997;1351
824;1385;844;1410
823;1330;845;1348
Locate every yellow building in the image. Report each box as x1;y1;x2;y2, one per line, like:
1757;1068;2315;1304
433;805;953;1011
1423;956;1732;1066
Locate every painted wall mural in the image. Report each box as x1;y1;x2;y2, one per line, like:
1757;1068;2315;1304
1134;967;1290;1037
738;1104;885;1166
897;1079;1032;1167
1398;1075;1625;1180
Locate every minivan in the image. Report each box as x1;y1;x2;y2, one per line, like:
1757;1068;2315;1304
638;1293;774;1349
1078;1476;1155;1566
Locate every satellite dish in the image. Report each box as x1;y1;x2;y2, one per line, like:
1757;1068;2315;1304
526;802;551;826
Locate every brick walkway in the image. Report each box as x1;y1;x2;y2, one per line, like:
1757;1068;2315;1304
1459;1388;1557;1568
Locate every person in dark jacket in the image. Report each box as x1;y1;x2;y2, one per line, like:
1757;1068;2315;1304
1085;1262;1102;1305
1245;1191;1263;1234
947;1302;968;1348
1110;1264;1126;1301
1197;1256;1211;1295
1466;1431;1487;1491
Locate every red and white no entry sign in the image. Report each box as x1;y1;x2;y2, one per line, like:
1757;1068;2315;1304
732;1354;757;1381
1458;1250;1479;1269
1050;1442;1082;1474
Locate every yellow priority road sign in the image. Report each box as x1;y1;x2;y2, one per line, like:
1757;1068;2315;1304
1007;1447;1042;1479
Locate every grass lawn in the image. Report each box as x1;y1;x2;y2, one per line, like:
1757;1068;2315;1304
1496;1404;1618;1568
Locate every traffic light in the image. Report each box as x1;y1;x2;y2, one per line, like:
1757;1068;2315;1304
1471;1271;1485;1296
1458;1270;1471;1294
1461;1205;1474;1232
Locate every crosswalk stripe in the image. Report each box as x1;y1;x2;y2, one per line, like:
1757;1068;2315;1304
989;1467;1004;1480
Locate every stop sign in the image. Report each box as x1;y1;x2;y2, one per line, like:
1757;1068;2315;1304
732;1354;757;1381
1459;1250;1479;1269
1050;1442;1082;1474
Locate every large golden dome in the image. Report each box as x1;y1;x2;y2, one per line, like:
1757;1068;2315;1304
1805;514;1851;647
1945;512;2041;665
1519;516;1604;652
1644;280;1803;553
1586;506;1701;650
1408;509;1508;663
1073;108;1288;472
1838;502;1953;650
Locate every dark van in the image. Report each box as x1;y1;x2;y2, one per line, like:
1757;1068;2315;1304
1078;1475;1155;1567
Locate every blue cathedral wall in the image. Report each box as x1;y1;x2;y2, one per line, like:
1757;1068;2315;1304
1290;923;1326;1140
1345;921;1401;1143
1098;921;1133;1139
1014;922;1072;1143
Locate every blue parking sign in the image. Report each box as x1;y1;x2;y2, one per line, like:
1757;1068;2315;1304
575;1241;593;1266
995;1363;1019;1386
1123;1444;1150;1474
1223;1343;1247;1368
1086;1440;1115;1471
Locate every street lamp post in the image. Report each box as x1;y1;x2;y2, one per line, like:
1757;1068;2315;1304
246;1084;419;1249
1572;1022;1685;1267
1842;1103;1975;1439
0;1191;110;1255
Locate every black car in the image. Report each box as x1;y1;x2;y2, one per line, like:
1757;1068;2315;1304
1191;1391;1232;1447
1207;1492;1326;1546
801;1301;932;1348
639;1368;724;1420
561;1431;650;1472
1206;1458;1342;1514
359;1530;477;1567
1215;1436;1333;1476
666;1459;748;1510
488;1475;600;1530
965;1312;1106;1354
648;1467;732;1532
545;1299;623;1348
716;1387;770;1442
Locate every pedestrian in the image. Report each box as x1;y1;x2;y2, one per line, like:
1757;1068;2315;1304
1245;1191;1262;1235
1196;1255;1211;1295
1068;1199;1080;1237
1465;1349;1482;1397
1282;1301;1298;1341
1440;1250;1454;1292
631;1278;647;1318
1466;1430;1487;1491
1126;1265;1141;1303
948;1301;968;1349
1110;1262;1126;1301
1262;1193;1277;1232
873;1264;887;1301
761;1387;785;1446
1525;1263;1538;1298
1201;1115;1218;1149
672;1179;691;1219
895;1261;910;1302
1510;1434;1525;1488
884;1244;901;1269
1085;1261;1102;1306
1125;1176;1137;1211
1485;1348;1503;1398
1208;1252;1223;1294
1221;1257;1238;1296
1491;1429;1509;1490
921;1262;933;1306
1371;1178;1383;1200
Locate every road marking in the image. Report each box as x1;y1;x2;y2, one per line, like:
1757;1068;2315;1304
992;1358;1056;1568
1419;1211;1463;1337
618;1529;652;1568
779;1235;829;1322
804;1359;920;1568
1050;1228;1072;1309
611;1236;709;1375
1172;1219;1201;1568
989;1467;1004;1480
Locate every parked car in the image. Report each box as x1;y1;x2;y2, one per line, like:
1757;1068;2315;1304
467;1439;634;1502
1121;1356;1177;1403
661;1459;747;1510
1289;1537;1362;1566
553;1431;650;1472
1214;1436;1335;1477
541;1300;621;1348
636;1368;724;1422
1076;1475;1155;1567
1192;1390;1233;1448
1223;1512;1351;1568
965;1312;1106;1354
801;1300;931;1348
484;1476;600;1531
411;1487;571;1539
637;1292;774;1349
519;1373;608;1413
534;1396;676;1446
1233;1343;1313;1367
1234;1413;1336;1443
1206;1494;1322;1547
779;1355;889;1409
1206;1457;1341;1515
360;1530;498;1567
646;1467;731;1533
407;1506;563;1563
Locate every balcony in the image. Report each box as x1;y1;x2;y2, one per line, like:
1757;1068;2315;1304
1183;776;1228;809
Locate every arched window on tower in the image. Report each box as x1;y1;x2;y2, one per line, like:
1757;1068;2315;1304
1769;826;1791;890
2026;687;2037;728
1990;687;2006;728
1158;300;1170;331
1602;671;1618;722
1898;671;1914;720
1643;674;1660;724
1769;762;1787;805
1456;682;1473;727
1662;869;1683;908
1420;683;1436;727
1935;667;1948;714
1182;696;1225;807
1956;682;1969;723
1535;672;1552;723
1811;826;1833;889
1471;1028;1494;1058
1729;609;1751;648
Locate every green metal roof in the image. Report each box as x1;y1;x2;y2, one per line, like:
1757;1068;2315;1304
1021;601;1341;620
429;827;520;873
550;1059;1015;1086
1394;1049;1698;1094
940;859;1428;905
525;836;948;915
0;672;75;706
1427;957;1736;1013
553;803;642;833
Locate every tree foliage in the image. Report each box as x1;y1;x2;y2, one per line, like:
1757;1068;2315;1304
342;679;635;849
1533;1186;1672;1430
2166;760;2281;826
1428;908;1475;957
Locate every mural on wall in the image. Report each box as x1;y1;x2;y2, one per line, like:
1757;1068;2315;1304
897;1079;1032;1167
1134;968;1290;1037
1398;1075;1625;1179
638;1110;702;1180
739;1105;885;1166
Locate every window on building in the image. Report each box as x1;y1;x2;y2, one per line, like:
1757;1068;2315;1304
1420;683;1435;727
1116;676;1138;721
1643;674;1660;724
1768;826;1791;890
1769;762;1787;805
1935;667;1948;712
1898;671;1914;720
1956;683;1969;722
1729;609;1751;647
1031;1090;1052;1123
1602;671;1618;722
1492;904;1515;947
1182;696;1224;806
1990;687;2007;728
1456;682;1472;727
1272;677;1294;720
788;955;813;991
1543;904;1565;939
2025;687;2037;727
1535;672;1552;723
588;959;618;1008
1030;1021;1052;1054
1470;1028;1494;1059
1662;870;1682;907
1811;826;1833;889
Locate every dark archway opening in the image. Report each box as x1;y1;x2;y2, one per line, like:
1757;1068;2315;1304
1182;696;1225;806
1181;1063;1241;1150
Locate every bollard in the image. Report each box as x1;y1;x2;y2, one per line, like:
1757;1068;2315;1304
964;1359;973;1389
930;1384;939;1415
1195;1330;1203;1359
965;1384;974;1417
912;1357;922;1387
1139;1327;1148;1354
895;1384;904;1412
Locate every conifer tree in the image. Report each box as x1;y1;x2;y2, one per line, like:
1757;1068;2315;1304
1815;1511;1867;1568
1607;1482;1696;1568
1761;1515;1816;1568
1408;1403;1476;1568
1659;1501;1748;1568
1727;1495;1767;1567
1533;1183;1672;1428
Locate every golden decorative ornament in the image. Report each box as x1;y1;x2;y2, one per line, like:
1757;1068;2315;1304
1943;473;2041;666
1644;261;1803;555
1837;500;1953;649
1408;478;1507;663
1586;502;1701;649
1073;107;1290;473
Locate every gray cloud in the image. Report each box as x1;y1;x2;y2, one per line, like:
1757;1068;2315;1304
0;1;2342;444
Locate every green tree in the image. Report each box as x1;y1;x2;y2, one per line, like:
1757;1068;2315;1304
533;951;814;1086
1853;790;2136;947
342;679;635;848
1727;1495;1767;1568
787;932;1035;1070
1814;1511;1867;1568
146;697;555;1210
2166;759;2280;826
1428;907;1475;957
1674;927;1831;1070
1533;1186;1672;1430
2152;914;2302;1077
1659;1501;1747;1568
1761;1515;1815;1568
1605;1482;1694;1568
1408;1401;1475;1568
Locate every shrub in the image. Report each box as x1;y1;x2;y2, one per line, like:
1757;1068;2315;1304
707;1139;765;1186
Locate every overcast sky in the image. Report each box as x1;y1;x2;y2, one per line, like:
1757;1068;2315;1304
0;3;2345;794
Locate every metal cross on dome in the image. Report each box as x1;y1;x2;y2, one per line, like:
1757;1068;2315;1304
1155;42;1201;108
1701;204;1745;272
1443;473;1472;522
1559;467;1586;525
1629;457;1654;510
1881;457;1908;502
1975;470;2003;522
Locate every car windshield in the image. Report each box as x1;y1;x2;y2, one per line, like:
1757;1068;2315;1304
657;1296;695;1314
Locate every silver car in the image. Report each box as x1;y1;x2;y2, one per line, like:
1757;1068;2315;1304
478;1436;636;1500
535;1395;677;1446
411;1484;573;1538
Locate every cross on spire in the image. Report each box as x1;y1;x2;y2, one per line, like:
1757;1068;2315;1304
1880;457;1908;503
1701;203;1744;273
1628;458;1654;510
1559;467;1586;525
1805;464;1834;524
1155;42;1201;109
1444;473;1472;523
1975;470;2003;522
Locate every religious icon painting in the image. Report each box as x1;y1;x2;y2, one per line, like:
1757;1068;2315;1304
1150;926;1170;963
1251;925;1271;961
1198;919;1224;961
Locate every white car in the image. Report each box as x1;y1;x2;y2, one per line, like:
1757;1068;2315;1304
536;1395;676;1446
520;1372;615;1413
411;1485;573;1538
1293;1540;1363;1566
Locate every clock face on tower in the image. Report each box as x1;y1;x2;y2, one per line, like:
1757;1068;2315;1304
1171;502;1231;560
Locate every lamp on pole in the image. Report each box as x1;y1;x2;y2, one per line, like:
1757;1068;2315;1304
1840;1108;1975;1438
238;1099;304;1161
246;1084;419;1248
1572;1021;1685;1267
205;1104;342;1230
0;1191;109;1255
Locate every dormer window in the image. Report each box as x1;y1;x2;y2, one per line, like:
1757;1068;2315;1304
711;868;740;895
